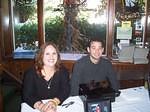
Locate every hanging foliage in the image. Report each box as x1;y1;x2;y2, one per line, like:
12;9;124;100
14;0;36;22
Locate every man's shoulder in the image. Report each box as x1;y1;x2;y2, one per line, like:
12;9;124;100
76;55;89;63
100;57;112;65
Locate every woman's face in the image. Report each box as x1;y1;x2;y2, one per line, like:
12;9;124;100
43;45;58;67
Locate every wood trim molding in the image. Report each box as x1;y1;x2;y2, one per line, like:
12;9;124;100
37;0;44;46
107;0;115;58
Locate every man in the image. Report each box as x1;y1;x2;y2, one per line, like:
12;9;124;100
70;37;119;96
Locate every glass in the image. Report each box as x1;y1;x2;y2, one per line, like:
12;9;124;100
12;0;38;58
44;0;108;54
113;0;147;57
12;0;108;59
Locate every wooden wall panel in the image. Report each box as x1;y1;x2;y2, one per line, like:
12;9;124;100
0;0;3;111
0;65;3;112
2;59;149;89
1;0;13;59
0;86;2;112
0;1;2;62
112;61;149;88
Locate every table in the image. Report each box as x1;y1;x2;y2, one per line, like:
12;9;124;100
21;86;150;112
112;86;150;112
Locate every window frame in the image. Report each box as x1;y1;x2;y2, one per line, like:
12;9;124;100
1;0;115;60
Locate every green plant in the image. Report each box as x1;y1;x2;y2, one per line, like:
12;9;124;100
45;16;64;43
14;0;36;22
78;18;106;40
15;22;38;50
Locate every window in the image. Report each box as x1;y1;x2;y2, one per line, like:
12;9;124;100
44;0;108;55
113;0;146;57
12;0;38;58
12;0;108;59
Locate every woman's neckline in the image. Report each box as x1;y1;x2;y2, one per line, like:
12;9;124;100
42;67;55;81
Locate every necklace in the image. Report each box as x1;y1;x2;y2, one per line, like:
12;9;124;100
43;68;54;89
47;78;53;89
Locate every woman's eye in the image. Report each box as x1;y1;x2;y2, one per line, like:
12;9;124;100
45;52;57;56
53;52;56;55
45;53;49;55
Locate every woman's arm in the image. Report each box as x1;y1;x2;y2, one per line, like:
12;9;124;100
22;68;40;108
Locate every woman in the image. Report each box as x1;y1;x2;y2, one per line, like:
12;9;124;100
22;42;70;112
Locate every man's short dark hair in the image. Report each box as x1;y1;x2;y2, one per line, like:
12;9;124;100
87;37;105;48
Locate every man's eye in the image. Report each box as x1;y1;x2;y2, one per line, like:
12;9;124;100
91;47;95;49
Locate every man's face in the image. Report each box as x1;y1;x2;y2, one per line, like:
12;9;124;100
87;41;104;63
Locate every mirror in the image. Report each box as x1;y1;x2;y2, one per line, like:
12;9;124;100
113;0;147;57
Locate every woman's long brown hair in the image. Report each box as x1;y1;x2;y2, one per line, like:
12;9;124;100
34;42;61;77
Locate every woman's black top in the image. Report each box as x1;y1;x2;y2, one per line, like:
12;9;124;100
22;66;70;108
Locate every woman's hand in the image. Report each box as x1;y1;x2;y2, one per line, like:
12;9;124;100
34;101;44;110
33;98;60;112
42;101;57;112
34;101;57;112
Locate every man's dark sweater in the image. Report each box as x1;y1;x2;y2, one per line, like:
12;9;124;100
70;55;119;96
